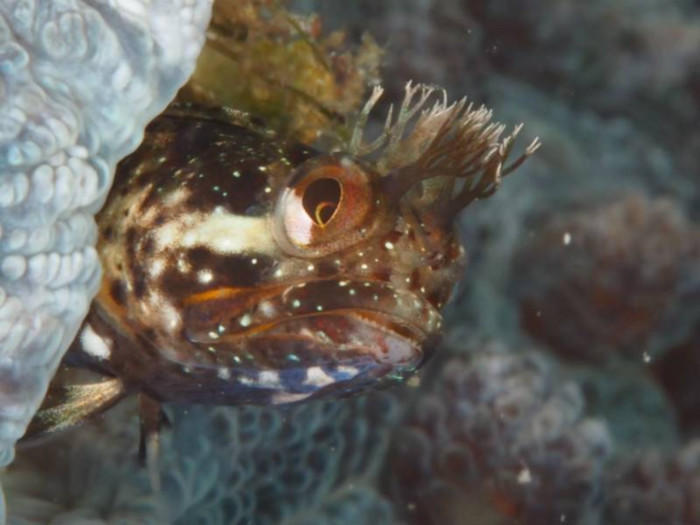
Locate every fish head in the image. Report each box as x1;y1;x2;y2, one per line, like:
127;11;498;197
179;150;465;399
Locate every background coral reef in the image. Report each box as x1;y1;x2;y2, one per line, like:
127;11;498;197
4;1;700;523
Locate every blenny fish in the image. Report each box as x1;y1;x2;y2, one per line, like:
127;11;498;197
27;83;539;444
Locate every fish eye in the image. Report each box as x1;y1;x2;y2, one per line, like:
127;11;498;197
273;155;382;257
302;177;341;226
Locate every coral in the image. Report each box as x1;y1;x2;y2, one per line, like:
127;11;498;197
511;195;700;362
384;341;613;524
3;389;402;524
0;0;212;521
303;0;483;100
310;0;700;203
571;365;678;453
168;393;402;525
285;485;395;525
604;439;700;525
467;0;700;105
182;0;383;142
331;0;700;153
652;324;700;436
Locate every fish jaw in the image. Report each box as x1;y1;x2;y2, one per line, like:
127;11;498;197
169;278;442;400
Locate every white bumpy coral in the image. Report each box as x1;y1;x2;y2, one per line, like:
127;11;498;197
0;0;212;521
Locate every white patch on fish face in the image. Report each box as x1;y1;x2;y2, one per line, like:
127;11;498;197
162;304;181;332
336;366;359;379
197;269;214;283
80;323;112;360
148;257;166;278
304;366;336;388
282;191;314;244
177;256;191;273
270;391;312;404
258;370;282;388
161;187;189;208
145;291;182;333
153;211;277;256
258;300;276;318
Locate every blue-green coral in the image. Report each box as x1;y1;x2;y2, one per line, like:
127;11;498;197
4;391;402;524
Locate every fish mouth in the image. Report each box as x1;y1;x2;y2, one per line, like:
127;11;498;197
182;278;442;367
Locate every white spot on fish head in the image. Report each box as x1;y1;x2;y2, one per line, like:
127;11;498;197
197;269;213;283
177;256;191;273
147;294;182;333
162;187;190;207
304;366;335;388
80;323;112;360
149;257;166;278
259;300;276;318
336;365;359;379
258;370;281;388
271;391;312;404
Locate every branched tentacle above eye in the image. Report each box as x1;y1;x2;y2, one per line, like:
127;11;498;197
348;82;541;220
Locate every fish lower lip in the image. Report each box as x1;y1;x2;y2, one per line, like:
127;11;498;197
269;308;428;343
218;309;428;369
263;310;427;365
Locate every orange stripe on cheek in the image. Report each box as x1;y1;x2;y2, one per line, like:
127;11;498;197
184;285;288;306
183;286;256;305
182;285;288;336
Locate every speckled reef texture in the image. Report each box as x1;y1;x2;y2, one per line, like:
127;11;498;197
0;0;212;523
4;1;700;524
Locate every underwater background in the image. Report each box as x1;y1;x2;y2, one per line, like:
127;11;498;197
4;0;700;523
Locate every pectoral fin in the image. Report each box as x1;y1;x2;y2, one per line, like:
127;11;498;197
22;377;127;441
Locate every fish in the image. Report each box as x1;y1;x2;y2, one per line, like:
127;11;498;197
25;83;539;445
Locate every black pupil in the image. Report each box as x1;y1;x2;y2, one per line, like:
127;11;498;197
302;178;341;226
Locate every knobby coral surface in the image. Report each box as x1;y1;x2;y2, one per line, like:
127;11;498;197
4;387;403;524
512;195;700;362
0;0;213;521
605;439;700;524
385;340;613;524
